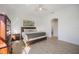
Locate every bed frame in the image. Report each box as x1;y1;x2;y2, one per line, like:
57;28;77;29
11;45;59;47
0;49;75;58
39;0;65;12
21;26;47;45
21;26;36;39
21;26;36;32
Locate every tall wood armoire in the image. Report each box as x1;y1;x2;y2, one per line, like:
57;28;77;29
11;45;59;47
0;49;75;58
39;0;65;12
0;14;12;54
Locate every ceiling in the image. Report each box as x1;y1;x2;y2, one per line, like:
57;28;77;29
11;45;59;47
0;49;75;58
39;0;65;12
0;4;73;18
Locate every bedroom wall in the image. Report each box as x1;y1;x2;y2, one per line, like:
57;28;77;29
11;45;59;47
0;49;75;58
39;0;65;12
36;5;79;45
11;16;21;34
34;12;59;37
34;15;53;37
11;15;36;34
54;5;79;45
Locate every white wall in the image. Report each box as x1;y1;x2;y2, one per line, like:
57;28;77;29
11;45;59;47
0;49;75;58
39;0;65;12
54;5;79;45
11;16;21;34
11;15;36;34
36;5;79;45
35;14;53;37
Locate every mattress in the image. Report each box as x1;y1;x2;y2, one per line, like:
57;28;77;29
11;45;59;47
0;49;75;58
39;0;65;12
22;32;46;41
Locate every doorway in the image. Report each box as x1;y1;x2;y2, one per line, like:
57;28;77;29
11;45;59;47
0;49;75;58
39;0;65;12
51;18;58;38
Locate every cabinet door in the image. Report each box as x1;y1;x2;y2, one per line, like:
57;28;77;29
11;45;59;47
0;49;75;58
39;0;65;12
0;15;8;54
0;47;9;54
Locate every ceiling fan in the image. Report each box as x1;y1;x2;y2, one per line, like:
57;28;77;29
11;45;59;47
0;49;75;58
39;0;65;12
34;4;54;14
36;4;47;11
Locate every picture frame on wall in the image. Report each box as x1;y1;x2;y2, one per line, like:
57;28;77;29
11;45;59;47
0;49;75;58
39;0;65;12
23;20;34;26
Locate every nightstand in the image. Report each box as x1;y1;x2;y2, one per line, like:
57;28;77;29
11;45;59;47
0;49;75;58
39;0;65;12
12;34;20;41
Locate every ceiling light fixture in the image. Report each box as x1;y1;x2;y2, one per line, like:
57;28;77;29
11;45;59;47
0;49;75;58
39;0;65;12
39;7;42;11
35;5;54;14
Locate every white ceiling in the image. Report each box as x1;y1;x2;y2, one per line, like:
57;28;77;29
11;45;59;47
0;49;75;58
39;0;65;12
0;4;73;18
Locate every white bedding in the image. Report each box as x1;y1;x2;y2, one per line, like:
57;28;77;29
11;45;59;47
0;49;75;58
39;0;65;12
22;31;44;34
22;31;47;45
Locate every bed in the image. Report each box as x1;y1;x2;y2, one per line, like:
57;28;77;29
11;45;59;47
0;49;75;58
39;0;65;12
21;26;47;45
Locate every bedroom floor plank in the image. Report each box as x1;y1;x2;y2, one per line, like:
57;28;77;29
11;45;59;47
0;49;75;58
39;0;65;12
12;37;79;54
